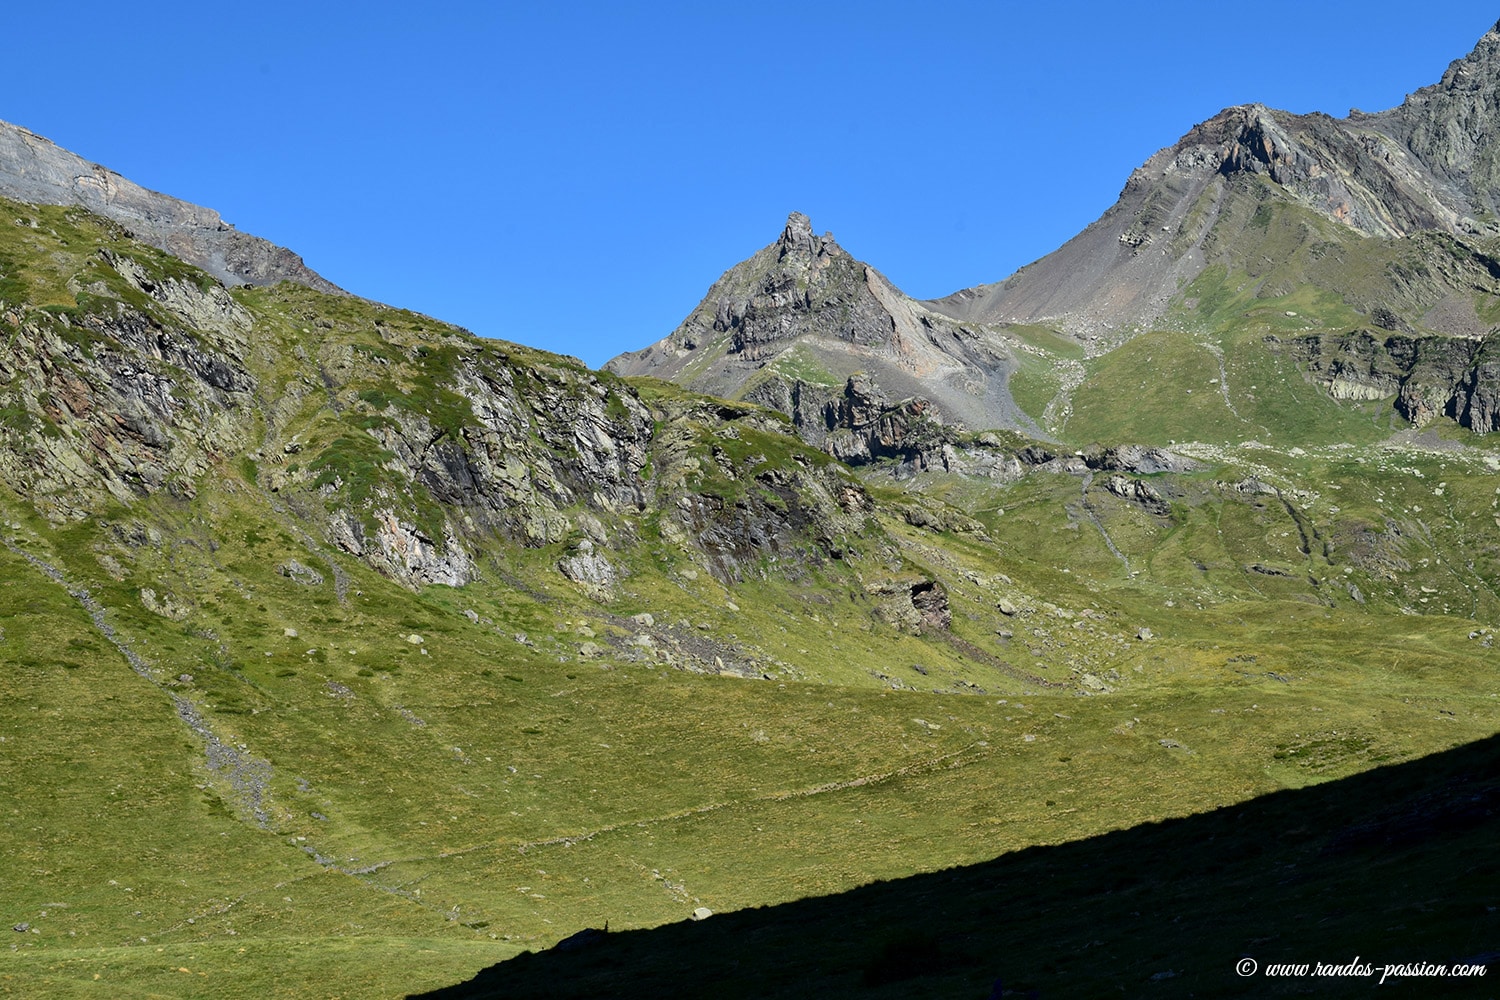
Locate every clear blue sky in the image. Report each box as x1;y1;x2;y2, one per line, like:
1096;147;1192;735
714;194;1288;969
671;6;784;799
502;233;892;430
2;2;1497;367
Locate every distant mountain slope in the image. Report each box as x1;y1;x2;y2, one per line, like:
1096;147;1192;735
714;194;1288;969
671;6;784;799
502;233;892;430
927;22;1500;343
0;118;340;293
606;212;1042;439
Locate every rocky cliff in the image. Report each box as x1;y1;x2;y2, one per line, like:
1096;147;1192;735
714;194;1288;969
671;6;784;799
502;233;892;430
1285;328;1500;433
0;119;340;293
1363;21;1500;225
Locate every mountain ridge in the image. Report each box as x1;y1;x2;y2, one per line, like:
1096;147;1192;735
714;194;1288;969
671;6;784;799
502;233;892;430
0;118;340;294
933;20;1500;339
615;21;1500;443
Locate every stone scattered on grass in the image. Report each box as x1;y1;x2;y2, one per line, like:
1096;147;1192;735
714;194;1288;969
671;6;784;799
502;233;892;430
278;560;325;586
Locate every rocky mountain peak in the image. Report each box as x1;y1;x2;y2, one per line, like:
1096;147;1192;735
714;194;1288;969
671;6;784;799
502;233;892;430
1363;22;1500;222
780;210;815;250
607;210;877;381
928;21;1500;339
609;213;1041;438
1431;20;1500;89
777;210;842;261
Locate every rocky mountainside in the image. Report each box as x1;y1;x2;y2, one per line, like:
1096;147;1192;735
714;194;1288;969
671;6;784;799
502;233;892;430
929;22;1500;342
0;199;871;604
0;119;339;293
1364;22;1500;224
607;212;1042;442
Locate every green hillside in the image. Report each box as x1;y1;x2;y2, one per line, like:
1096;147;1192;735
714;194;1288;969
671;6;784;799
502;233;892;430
0;186;1497;1000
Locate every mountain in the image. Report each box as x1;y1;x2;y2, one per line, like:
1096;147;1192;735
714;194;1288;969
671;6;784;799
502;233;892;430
0;118;339;293
2;28;1500;1000
607;211;1045;447
615;23;1500;443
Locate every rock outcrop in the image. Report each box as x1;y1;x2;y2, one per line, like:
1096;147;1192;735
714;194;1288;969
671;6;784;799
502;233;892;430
1286;329;1500;432
1362;21;1500;225
0;203;876;594
0;269;257;519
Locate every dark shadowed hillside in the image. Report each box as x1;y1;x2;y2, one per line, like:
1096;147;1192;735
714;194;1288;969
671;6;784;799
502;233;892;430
416;733;1500;999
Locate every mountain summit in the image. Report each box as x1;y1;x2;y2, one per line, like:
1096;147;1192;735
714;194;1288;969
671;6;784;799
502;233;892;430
1362;19;1500;221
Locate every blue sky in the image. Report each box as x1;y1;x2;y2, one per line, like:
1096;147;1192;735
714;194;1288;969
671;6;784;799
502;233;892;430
3;3;1497;367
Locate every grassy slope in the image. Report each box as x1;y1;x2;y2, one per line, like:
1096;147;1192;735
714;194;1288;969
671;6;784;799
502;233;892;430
419;732;1500;999
4;447;1497;997
0;201;1498;998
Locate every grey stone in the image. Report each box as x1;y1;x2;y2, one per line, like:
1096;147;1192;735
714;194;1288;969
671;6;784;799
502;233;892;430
278;560;325;587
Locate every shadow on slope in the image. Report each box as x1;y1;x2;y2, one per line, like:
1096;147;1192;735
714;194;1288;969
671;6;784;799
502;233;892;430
413;734;1500;999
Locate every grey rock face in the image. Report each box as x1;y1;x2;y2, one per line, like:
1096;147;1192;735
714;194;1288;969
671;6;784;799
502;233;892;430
667;465;857;586
1086;445;1198;476
0;290;256;519
0;206;874;595
635;392;874;585
815;374;947;467
1101;474;1172;518
1363;21;1500;224
356;357;654;558
870;578;951;634
0;119;340;293
557;540;617;601
1286;330;1500;433
786;374;1030;483
279;560;326;586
